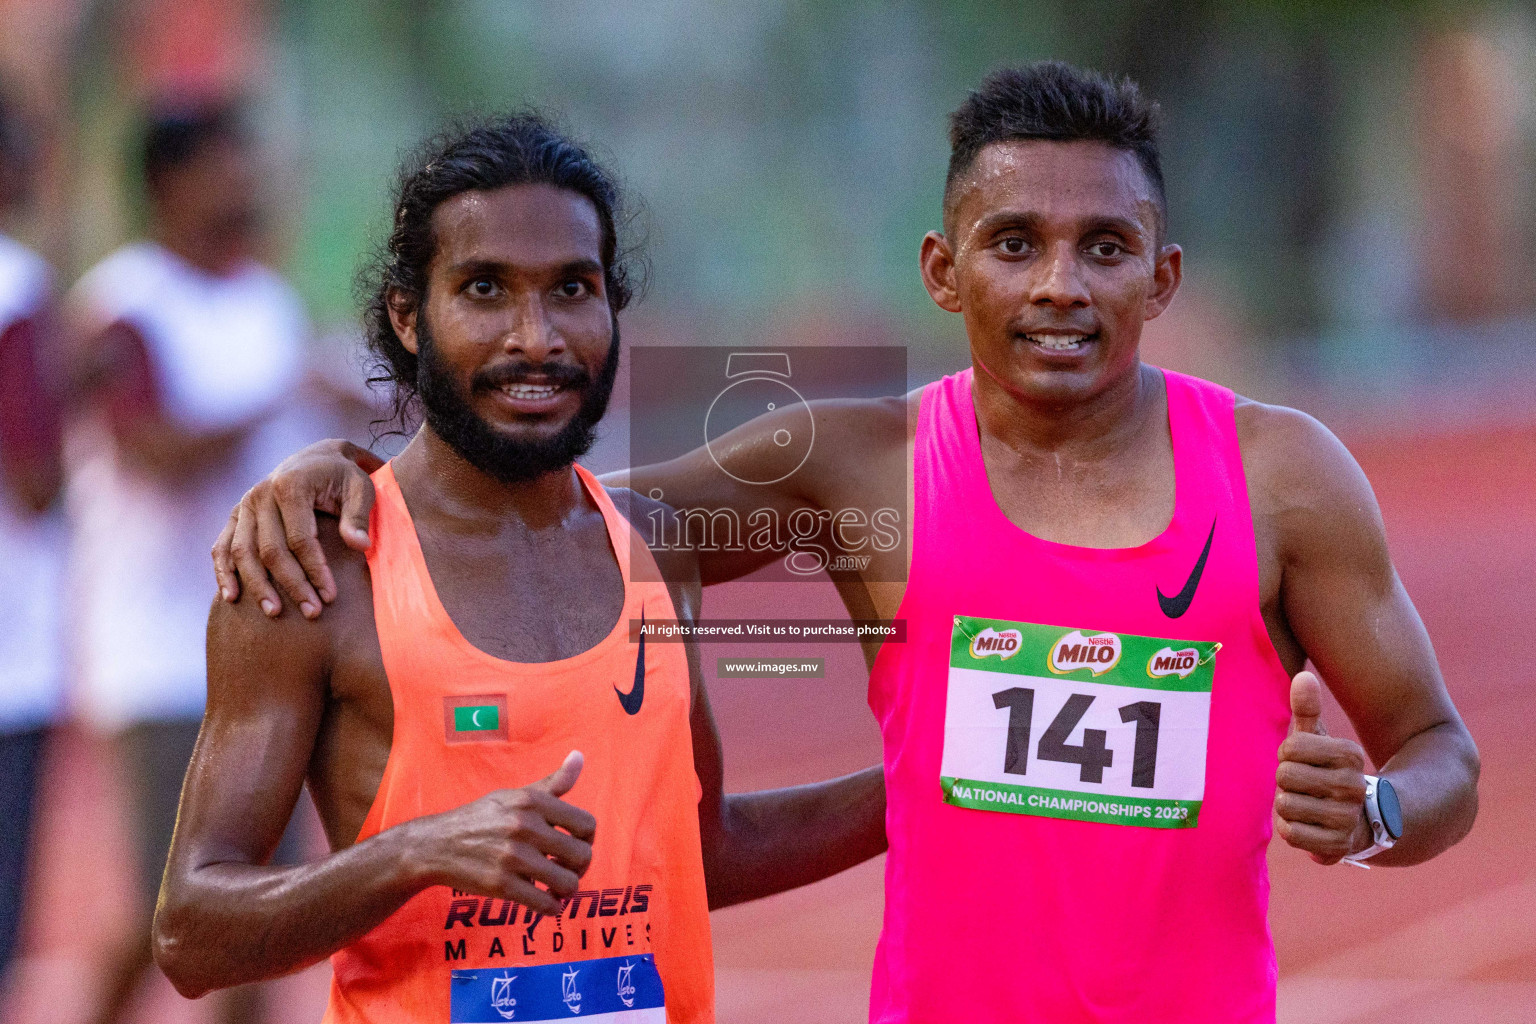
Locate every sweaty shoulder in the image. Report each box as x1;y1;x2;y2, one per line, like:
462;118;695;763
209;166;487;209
1233;396;1386;571
205;514;372;711
318;511;374;605
221;514;370;628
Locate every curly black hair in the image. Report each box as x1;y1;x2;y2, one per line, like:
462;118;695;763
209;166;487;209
359;112;638;432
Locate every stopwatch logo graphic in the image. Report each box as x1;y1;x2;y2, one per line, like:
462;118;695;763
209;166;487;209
704;352;815;486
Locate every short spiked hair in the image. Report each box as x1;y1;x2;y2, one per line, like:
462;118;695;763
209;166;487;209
944;61;1166;237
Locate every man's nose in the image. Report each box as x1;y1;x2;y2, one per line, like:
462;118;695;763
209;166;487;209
1027;243;1091;308
502;294;566;361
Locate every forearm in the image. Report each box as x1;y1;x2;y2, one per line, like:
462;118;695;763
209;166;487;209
1363;719;1479;866
603;457;817;585
155;818;430;995
704;765;886;910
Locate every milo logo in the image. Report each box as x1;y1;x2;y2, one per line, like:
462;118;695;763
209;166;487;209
1147;646;1200;679
1048;630;1122;676
970;626;1022;660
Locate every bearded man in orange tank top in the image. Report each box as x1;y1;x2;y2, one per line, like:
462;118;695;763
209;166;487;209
152;116;886;1024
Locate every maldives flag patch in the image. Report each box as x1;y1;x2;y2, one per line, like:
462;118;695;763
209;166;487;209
443;694;509;743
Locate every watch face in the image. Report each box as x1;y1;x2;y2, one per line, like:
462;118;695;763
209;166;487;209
1377;777;1404;840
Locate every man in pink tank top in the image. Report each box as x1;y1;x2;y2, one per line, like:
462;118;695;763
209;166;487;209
213;64;1478;1022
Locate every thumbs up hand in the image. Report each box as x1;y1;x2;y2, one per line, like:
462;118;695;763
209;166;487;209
1274;671;1373;865
413;751;596;916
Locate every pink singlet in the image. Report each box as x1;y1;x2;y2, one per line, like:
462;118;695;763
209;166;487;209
868;368;1291;1023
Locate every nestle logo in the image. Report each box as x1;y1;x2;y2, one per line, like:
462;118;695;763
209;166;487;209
970;626;1022;660
1147;646;1200;680
1048;629;1123;677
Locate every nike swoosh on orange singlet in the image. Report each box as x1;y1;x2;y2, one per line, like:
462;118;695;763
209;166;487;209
616;608;645;714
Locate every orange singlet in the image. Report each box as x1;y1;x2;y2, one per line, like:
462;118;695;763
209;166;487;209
323;462;714;1024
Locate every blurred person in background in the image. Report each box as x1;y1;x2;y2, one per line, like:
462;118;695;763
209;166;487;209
0;86;68;993
64;101;315;1024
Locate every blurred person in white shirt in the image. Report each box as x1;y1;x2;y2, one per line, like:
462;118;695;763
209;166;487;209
0;87;67;994
66;101;319;1024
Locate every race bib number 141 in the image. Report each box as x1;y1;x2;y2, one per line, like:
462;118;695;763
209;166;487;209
940;616;1217;829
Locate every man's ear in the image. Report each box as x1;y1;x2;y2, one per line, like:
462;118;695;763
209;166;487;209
1144;244;1183;321
919;231;962;313
386;287;421;355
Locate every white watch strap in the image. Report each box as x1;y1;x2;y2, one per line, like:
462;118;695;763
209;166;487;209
1342;774;1394;868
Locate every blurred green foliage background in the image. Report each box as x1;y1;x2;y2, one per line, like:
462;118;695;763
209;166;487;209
14;0;1536;391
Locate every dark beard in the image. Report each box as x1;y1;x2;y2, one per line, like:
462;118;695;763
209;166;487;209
414;315;619;485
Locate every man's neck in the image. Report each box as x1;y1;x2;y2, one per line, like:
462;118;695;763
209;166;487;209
391;425;585;535
970;355;1160;465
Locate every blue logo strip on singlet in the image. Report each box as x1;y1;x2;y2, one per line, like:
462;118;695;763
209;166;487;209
450;954;664;1021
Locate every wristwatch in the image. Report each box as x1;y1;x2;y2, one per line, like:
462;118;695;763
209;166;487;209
1342;774;1403;868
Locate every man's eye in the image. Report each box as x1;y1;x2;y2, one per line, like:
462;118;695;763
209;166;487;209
999;237;1028;255
556;280;591;299
467;278;499;297
1088;242;1124;258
